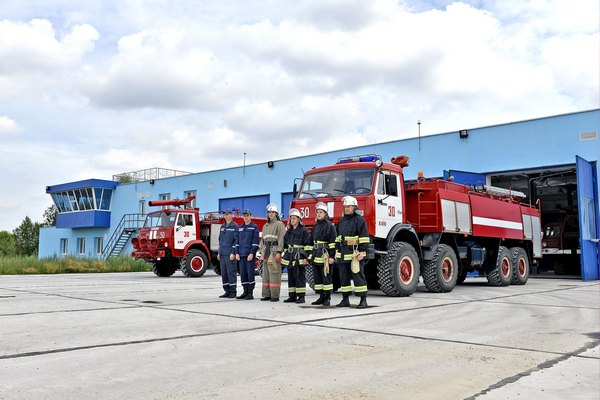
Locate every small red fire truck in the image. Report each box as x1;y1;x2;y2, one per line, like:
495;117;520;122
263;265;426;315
131;197;267;277
292;154;542;296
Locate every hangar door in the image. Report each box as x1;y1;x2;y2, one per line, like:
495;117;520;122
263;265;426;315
281;192;295;218
219;195;270;217
576;156;599;280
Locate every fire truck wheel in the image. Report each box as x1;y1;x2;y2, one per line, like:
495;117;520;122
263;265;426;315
487;246;513;286
181;249;209;277
152;259;177;277
423;244;458;293
510;247;529;285
377;242;420;297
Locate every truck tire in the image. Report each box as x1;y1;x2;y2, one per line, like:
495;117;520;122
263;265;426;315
377;242;420;297
152;259;177;277
423;244;458;293
181;249;209;277
510;247;529;285
486;246;512;286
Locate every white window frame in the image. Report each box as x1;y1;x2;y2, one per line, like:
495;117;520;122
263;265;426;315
77;238;86;256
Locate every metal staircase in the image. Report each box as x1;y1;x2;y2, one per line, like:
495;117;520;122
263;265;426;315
102;213;146;259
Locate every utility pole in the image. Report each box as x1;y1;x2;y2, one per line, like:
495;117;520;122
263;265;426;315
418;120;421;151
243;152;246;177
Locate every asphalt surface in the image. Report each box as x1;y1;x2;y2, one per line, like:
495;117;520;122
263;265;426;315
0;271;598;400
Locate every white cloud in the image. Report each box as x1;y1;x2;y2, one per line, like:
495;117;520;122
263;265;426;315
0;0;597;231
0;19;98;75
0;116;22;136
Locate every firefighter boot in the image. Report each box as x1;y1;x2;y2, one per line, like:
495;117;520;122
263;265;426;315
244;289;254;300
336;293;350;307
236;287;248;300
356;296;368;309
283;294;297;303
311;291;325;305
219;292;230;298
295;294;305;304
322;293;331;307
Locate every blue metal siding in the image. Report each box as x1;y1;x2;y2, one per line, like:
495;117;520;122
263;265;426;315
56;211;111;228
46;179;118;193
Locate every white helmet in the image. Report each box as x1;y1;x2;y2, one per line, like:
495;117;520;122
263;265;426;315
316;202;328;213
342;196;358;207
288;208;302;219
266;203;279;213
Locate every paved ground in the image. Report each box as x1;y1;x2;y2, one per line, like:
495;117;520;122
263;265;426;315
0;271;598;400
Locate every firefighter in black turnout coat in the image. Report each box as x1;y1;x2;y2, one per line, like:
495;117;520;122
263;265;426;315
306;202;337;307
335;196;369;308
281;208;311;304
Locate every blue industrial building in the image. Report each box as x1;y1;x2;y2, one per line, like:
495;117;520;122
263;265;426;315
39;109;600;280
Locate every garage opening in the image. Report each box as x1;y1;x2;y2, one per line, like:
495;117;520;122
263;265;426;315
489;166;580;277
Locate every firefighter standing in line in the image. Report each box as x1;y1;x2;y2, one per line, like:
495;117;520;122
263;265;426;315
306;202;337;307
217;210;238;298
282;208;311;304
259;204;286;302
335;196;369;308
235;209;260;300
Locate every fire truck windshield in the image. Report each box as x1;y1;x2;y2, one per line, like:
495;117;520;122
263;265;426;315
298;168;374;199
144;212;176;228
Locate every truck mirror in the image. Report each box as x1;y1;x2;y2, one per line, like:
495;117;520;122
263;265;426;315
293;182;297;198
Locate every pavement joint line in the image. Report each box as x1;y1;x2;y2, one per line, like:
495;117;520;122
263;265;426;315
480;300;600;310
2;282;596;325
297;322;600;361
463;341;600;399
0;323;288;361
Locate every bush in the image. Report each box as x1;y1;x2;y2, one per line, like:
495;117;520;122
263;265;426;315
0;256;151;275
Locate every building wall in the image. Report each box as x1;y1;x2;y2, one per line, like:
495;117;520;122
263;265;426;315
39;109;599;259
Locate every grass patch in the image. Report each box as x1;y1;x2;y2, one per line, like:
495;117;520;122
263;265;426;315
0;256;151;275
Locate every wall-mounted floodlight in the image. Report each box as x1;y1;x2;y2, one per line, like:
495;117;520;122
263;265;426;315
459;129;469;139
267;161;274;168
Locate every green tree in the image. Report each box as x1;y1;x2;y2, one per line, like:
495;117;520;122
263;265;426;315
13;216;41;256
0;231;16;256
42;205;58;226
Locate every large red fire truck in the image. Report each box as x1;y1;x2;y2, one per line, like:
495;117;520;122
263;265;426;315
131;197;267;277
292;154;542;296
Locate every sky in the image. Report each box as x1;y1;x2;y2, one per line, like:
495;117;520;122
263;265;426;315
0;0;598;231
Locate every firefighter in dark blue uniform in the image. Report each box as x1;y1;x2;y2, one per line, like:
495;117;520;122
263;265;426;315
235;209;260;300
335;196;369;308
281;208;311;304
306;202;337;306
218;210;238;298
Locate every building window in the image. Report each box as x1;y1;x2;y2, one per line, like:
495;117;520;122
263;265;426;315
159;193;170;209
184;190;196;208
51;187;114;213
77;238;86;256
94;237;104;256
60;238;68;255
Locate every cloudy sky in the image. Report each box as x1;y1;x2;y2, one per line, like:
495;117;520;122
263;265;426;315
0;0;598;231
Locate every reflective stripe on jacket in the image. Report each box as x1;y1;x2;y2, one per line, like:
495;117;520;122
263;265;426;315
335;212;369;261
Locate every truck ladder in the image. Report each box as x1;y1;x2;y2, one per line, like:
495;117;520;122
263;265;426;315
102;213;146;259
417;191;440;230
